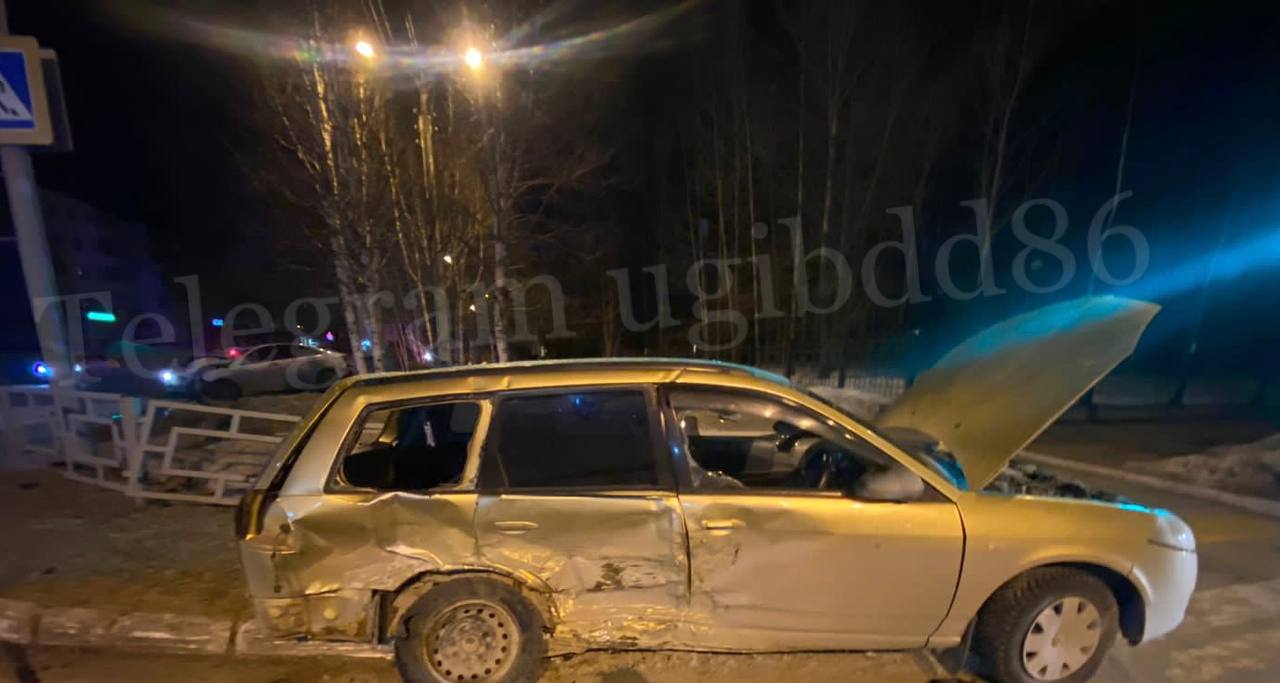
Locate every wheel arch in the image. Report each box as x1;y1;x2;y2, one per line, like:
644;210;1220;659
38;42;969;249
379;568;556;643
979;561;1145;646
198;375;242;402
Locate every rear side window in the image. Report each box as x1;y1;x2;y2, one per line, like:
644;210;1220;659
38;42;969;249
339;401;481;491
243;345;280;363
487;390;657;489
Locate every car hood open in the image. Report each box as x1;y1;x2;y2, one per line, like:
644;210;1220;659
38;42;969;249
875;296;1160;490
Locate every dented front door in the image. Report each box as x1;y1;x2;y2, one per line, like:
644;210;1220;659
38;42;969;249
680;493;964;649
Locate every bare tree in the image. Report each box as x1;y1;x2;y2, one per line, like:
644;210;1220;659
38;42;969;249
263;5;399;373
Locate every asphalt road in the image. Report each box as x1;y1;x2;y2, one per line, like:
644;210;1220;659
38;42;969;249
3;469;1278;683
1087;473;1280;683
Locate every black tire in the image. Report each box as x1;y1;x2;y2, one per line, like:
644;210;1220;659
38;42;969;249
972;567;1119;683
395;577;547;683
199;379;241;404
313;367;338;387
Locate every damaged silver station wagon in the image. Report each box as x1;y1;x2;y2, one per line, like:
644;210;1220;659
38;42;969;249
235;296;1197;683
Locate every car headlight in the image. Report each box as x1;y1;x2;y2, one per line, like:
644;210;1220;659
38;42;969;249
1149;510;1196;552
160;369;180;386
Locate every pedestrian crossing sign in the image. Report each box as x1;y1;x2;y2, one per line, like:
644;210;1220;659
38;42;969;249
0;36;52;146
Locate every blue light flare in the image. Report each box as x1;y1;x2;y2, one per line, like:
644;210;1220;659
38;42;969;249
1123;229;1280;303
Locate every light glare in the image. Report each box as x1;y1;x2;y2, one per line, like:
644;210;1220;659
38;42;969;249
354;40;376;59
464;47;483;70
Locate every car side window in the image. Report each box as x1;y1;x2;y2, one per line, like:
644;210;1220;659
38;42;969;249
668;387;891;492
339;401;481;491
243;346;279;364
486;390;658;489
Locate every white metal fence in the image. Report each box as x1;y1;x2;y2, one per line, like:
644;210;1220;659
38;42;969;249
0;385;299;505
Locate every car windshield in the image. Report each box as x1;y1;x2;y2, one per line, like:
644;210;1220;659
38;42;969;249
802;388;968;490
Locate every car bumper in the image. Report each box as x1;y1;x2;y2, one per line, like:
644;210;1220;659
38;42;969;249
1129;542;1198;642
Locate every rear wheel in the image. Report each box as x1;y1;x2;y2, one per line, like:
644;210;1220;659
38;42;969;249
972;567;1118;683
198;378;241;404
313;367;338;387
395;577;546;683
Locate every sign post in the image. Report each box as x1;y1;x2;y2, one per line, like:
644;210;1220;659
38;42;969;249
0;1;68;381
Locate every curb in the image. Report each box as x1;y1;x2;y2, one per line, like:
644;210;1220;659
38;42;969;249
0;598;389;660
1021;450;1280;519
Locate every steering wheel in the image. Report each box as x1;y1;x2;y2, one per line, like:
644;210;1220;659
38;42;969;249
773;421;811;452
796;443;838;489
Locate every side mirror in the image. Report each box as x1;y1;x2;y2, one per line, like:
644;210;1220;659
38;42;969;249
850;463;925;502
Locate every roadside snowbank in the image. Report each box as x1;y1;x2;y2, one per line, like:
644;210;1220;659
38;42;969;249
1125;433;1280;498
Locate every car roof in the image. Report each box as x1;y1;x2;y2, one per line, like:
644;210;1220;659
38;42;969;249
336;357;792;394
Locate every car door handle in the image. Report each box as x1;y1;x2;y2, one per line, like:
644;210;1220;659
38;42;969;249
493;520;539;534
701;519;745;531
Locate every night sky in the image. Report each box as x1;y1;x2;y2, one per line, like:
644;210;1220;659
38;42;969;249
10;0;299;312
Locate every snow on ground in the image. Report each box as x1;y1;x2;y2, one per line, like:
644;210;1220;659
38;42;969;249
234;391;324;416
0;470;244;620
1125;433;1280;498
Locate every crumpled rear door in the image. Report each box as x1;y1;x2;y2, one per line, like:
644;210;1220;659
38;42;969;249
475;491;689;647
472;387;690;649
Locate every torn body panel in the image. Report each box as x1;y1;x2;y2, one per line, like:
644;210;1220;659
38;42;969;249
252;589;375;641
241;491;483;639
243;487;692;650
474;492;692;650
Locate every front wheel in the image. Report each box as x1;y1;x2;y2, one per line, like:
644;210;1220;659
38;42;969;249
972;567;1119;683
395;577;546;683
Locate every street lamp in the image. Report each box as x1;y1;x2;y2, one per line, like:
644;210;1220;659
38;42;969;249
463;47;483;71
354;39;376;60
442;254;454;265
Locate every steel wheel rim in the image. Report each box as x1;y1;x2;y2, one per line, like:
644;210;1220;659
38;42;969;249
425;599;519;682
1021;596;1103;681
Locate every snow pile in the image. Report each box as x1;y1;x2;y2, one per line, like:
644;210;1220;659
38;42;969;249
807;385;891;421
1125;433;1280;498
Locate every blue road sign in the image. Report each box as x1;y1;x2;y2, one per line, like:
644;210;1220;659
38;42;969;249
0;37;51;145
0;48;34;129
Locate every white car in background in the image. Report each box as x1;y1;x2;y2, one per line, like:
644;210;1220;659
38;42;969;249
194;343;348;402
